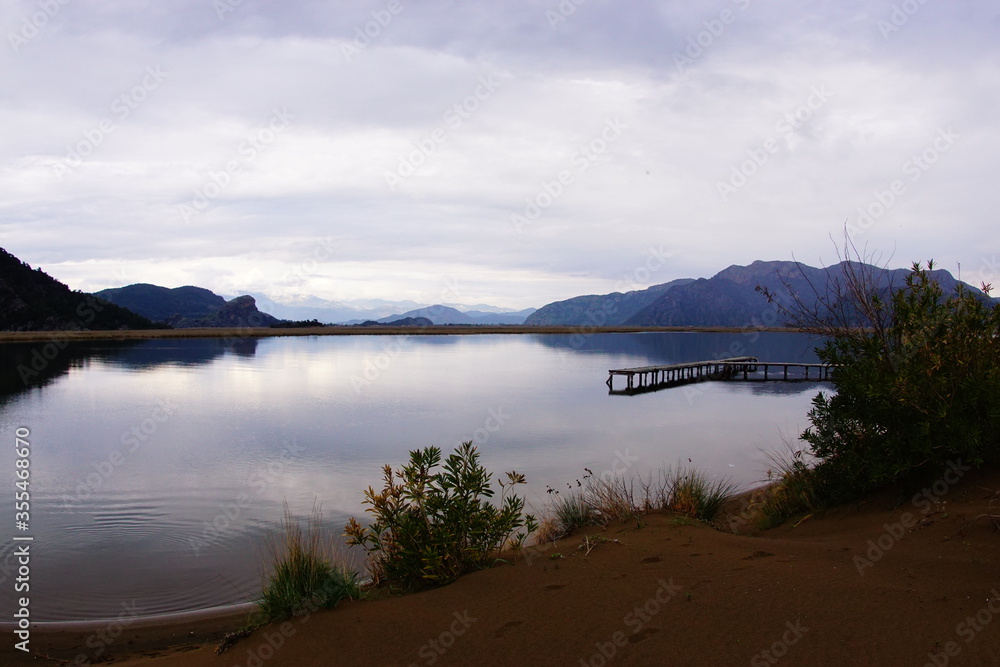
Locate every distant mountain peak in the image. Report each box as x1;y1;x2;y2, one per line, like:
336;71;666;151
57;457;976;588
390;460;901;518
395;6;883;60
377;304;534;326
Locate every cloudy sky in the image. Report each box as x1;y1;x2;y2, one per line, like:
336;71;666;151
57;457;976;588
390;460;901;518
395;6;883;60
2;0;998;310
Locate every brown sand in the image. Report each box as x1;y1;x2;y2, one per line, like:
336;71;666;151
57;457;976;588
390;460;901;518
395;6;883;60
6;465;1000;667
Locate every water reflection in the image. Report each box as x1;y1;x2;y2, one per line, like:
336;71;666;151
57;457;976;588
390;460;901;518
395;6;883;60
0;332;830;621
0;337;259;402
535;330;824;363
93;337;260;369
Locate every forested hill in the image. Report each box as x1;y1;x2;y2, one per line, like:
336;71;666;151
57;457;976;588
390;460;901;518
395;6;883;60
96;284;281;328
0;248;155;331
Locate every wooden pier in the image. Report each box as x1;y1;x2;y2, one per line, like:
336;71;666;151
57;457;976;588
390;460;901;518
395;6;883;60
607;356;836;395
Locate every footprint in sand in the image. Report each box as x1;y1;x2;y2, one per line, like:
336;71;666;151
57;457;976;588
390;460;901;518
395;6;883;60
742;550;775;560
544;583;566;590
494;620;524;638
640;556;661;564
629;627;661;644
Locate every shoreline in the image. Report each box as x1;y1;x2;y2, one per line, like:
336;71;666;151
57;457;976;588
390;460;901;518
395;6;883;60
0;324;807;343
7;465;1000;665
0;602;254;632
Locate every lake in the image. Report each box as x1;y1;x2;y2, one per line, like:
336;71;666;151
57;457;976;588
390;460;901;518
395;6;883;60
0;331;829;622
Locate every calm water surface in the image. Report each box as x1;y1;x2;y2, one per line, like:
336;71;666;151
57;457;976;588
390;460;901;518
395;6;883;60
0;332;828;621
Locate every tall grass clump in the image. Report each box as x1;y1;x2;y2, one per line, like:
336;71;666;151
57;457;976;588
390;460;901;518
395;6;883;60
535;463;739;540
533;490;597;543
665;466;739;522
583;474;640;524
640;465;738;523
755;447;828;529
538;468;641;539
344;442;537;591
250;505;361;627
554;492;593;528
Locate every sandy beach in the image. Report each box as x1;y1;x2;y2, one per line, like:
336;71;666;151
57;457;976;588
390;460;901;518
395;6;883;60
7;462;1000;667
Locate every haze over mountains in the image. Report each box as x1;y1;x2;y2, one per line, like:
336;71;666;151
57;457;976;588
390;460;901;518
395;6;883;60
375;305;536;326
245;293;536;325
92;283;536;326
2;246;993;332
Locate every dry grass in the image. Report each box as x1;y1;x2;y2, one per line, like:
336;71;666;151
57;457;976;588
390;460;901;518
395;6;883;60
753;446;828;529
534;463;739;543
249;504;361;627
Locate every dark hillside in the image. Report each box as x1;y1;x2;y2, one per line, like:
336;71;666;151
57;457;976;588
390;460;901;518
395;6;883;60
0;248;155;331
96;284;225;322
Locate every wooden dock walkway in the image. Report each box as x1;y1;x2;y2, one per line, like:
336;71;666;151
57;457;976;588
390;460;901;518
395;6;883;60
607;356;836;394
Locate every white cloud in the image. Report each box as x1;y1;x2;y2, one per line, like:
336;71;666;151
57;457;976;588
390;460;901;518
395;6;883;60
2;0;998;309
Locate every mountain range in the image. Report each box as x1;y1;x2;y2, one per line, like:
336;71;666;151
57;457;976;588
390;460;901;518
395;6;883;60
376;305;536;326
526;260;995;328
247;293;536;325
2;246;993;333
95;284;534;327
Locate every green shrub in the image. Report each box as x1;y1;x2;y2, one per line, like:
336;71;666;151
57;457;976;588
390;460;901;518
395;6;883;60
344;442;537;590
803;262;1000;498
251;506;361;626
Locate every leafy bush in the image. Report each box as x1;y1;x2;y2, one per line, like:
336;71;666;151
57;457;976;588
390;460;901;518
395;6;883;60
251;506;361;626
802;262;1000;498
344;442;537;590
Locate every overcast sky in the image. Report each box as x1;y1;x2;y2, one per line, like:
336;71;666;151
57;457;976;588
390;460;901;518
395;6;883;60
2;0;998;310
